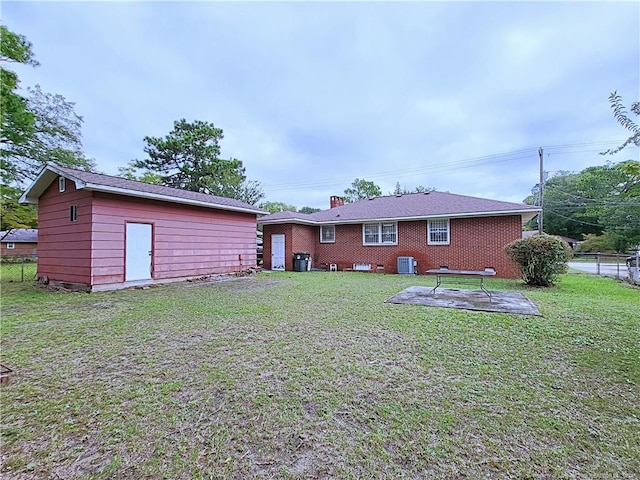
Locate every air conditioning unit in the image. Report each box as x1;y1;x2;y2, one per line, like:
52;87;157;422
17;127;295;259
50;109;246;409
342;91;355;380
397;256;415;275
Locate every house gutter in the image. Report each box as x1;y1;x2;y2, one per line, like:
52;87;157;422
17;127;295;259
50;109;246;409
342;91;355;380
80;183;266;215
19;165;266;215
259;209;540;226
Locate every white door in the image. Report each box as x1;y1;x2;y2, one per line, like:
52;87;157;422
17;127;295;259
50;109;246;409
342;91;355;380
125;223;152;281
271;234;285;270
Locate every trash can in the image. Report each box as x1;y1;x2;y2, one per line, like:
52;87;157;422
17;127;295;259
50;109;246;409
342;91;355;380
293;252;311;272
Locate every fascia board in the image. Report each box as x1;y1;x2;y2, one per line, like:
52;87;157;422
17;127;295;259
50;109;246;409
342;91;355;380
83;183;265;215
258;218;318;226
260;209;540;226
313;209;541;225
19;165;79;204
19;165;264;215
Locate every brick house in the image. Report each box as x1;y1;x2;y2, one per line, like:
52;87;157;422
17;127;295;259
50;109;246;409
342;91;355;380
258;193;540;278
0;229;38;257
20;164;266;291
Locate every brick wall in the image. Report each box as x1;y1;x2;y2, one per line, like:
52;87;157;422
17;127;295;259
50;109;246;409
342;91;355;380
263;215;523;278
262;224;291;270
427;216;522;278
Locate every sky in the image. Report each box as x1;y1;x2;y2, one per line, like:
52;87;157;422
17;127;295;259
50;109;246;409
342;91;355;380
4;0;639;209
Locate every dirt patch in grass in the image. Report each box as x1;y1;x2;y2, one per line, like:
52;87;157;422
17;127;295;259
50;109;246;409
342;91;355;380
180;274;292;291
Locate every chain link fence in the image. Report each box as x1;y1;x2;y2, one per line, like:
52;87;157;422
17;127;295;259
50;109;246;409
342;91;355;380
571;252;640;284
0;256;38;283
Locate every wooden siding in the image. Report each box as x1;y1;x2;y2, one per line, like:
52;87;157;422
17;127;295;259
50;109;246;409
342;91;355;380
264;215;523;278
90;192;257;287
37;177;93;284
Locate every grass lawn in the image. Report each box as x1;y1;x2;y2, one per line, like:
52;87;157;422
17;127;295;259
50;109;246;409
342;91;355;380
1;272;638;479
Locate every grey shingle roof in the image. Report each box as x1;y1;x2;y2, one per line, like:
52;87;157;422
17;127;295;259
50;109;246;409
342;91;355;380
20;164;267;215
257;210;316;223
1;229;38;243
259;191;539;225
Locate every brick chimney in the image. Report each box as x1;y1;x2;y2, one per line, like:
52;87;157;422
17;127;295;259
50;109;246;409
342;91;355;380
330;196;345;208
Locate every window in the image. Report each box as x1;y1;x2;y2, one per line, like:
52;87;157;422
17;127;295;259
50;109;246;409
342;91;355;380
320;225;335;243
59;177;66;192
7;242;15;249
70;205;78;222
363;222;397;245
428;219;450;245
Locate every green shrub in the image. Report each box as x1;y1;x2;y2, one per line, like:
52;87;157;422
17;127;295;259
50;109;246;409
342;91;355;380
576;232;631;254
505;235;573;286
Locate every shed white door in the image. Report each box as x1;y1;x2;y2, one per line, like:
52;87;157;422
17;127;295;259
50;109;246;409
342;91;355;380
125;223;152;281
271;234;285;270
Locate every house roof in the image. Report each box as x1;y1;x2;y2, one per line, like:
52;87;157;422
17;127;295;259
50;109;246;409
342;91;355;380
259;191;540;225
1;229;38;243
522;231;580;244
258;210;317;225
20;164;267;215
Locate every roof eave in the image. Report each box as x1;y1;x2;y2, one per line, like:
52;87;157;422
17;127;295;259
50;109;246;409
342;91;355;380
258;217;319;226
84;183;265;215
19;165;265;215
310;209;541;225
19;164;75;204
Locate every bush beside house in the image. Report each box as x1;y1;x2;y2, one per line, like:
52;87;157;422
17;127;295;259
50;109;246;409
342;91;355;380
505;235;573;286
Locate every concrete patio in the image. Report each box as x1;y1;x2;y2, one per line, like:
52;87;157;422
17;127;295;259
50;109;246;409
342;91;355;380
386;286;541;316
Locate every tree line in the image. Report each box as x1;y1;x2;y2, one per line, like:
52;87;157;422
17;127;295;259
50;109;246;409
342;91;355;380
525;160;639;252
525;92;639;252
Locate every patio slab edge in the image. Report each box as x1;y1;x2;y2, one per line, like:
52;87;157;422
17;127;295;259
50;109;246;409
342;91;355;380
386;286;541;316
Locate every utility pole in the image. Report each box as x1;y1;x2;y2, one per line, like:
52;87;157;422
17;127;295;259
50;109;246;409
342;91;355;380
538;147;544;235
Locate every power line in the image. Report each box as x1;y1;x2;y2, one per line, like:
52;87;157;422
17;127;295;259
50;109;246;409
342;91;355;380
262;140;635;192
265;147;539;190
544;203;640;209
542;185;640;205
542;139;628;150
544;209;604;227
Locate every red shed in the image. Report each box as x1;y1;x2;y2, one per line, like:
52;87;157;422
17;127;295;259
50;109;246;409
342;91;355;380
20;164;266;291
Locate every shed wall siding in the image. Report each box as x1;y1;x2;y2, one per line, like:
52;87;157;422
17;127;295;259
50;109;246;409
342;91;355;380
37;178;93;284
90;193;257;286
264;215;522;278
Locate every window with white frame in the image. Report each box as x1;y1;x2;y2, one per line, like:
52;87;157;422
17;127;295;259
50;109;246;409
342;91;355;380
363;222;397;245
7;242;15;249
59;177;66;192
70;205;78;222
428;219;450;245
320;225;335;243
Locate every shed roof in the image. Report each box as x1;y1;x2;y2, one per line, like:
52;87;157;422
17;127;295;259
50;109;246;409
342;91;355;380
20;164;267;215
0;229;38;243
259;191;540;225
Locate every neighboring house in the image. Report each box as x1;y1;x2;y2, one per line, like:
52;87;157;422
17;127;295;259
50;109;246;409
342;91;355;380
522;231;580;249
20;164;266;291
259;193;540;279
0;229;38;257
